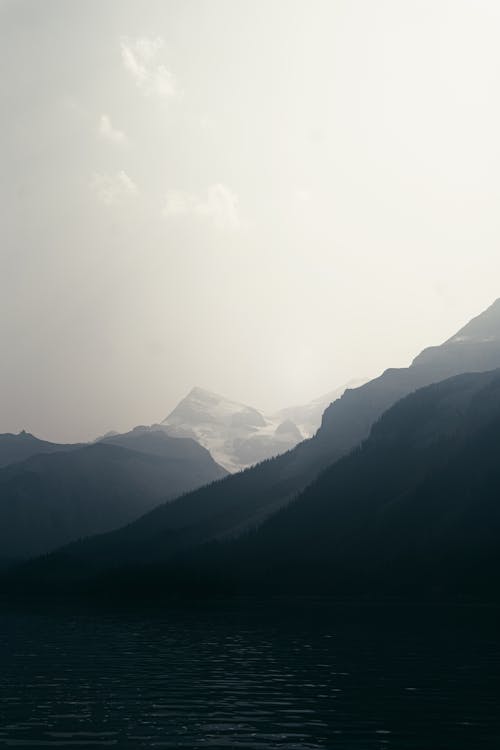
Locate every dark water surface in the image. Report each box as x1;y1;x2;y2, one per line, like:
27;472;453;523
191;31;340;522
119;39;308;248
0;600;499;749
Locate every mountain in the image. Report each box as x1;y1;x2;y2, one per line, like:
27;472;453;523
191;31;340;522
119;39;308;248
101;425;225;468
0;431;226;559
0;431;82;468
160;298;500;538
207;367;500;597
273;379;367;438
161;383;361;472
7;298;500;590
12;368;500;599
159;301;500;484
268;298;500;493
317;297;500;447
161;387;301;472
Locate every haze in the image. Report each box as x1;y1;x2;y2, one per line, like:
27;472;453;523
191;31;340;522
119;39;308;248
2;0;500;442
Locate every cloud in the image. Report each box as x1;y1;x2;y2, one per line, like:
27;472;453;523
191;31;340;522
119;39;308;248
120;36;177;98
163;184;240;230
98;114;128;146
91;170;138;205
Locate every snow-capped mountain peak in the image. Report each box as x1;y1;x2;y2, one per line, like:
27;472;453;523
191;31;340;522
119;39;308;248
164;387;266;430
160;382;363;473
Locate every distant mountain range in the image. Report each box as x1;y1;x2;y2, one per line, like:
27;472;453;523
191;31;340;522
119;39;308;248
0;431;83;468
0;429;226;558
160;382;364;472
0;382;360;560
0;385;363;478
11;297;500;600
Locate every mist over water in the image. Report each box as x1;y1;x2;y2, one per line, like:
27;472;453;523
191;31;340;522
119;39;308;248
1;601;499;749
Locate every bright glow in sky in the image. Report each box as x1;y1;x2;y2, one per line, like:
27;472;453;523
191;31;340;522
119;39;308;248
2;0;500;441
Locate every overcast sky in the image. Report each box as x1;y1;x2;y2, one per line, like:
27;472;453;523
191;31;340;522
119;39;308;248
2;0;500;441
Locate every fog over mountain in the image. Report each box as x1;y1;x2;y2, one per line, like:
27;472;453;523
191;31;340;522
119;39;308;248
0;430;226;559
17;297;500;588
161;383;363;471
5;5;500;747
0;382;359;559
3;1;500;442
225;368;500;595
273;380;367;436
162;368;500;598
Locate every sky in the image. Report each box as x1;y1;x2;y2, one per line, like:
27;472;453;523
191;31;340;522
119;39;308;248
2;0;500;442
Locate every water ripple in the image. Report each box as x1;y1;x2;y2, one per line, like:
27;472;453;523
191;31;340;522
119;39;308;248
0;602;499;749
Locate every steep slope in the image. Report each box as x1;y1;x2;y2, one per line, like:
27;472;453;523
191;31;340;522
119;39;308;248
0;433;226;559
273;379;367;438
196;298;500;526
0;431;82;468
18;448;300;574
10;298;500;582
215;368;500;596
278;297;500;484
318;298;500;441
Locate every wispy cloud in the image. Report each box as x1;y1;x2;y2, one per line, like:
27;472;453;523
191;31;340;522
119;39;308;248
91;170;138;205
163;184;240;230
98;114;128;146
120;36;177;98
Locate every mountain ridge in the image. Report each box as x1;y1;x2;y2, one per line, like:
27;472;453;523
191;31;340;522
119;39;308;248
160;384;359;472
10;297;500;587
0;431;83;469
0;431;226;559
10;367;500;600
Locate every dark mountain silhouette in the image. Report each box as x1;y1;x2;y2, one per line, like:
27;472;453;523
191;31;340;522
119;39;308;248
0;431;82;468
9;368;500;600
100;426;228;469
8;299;500;591
0;432;226;559
313;297;500;464
220;367;500;596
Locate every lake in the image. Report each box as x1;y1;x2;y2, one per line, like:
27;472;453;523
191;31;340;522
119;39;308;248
0;600;499;748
